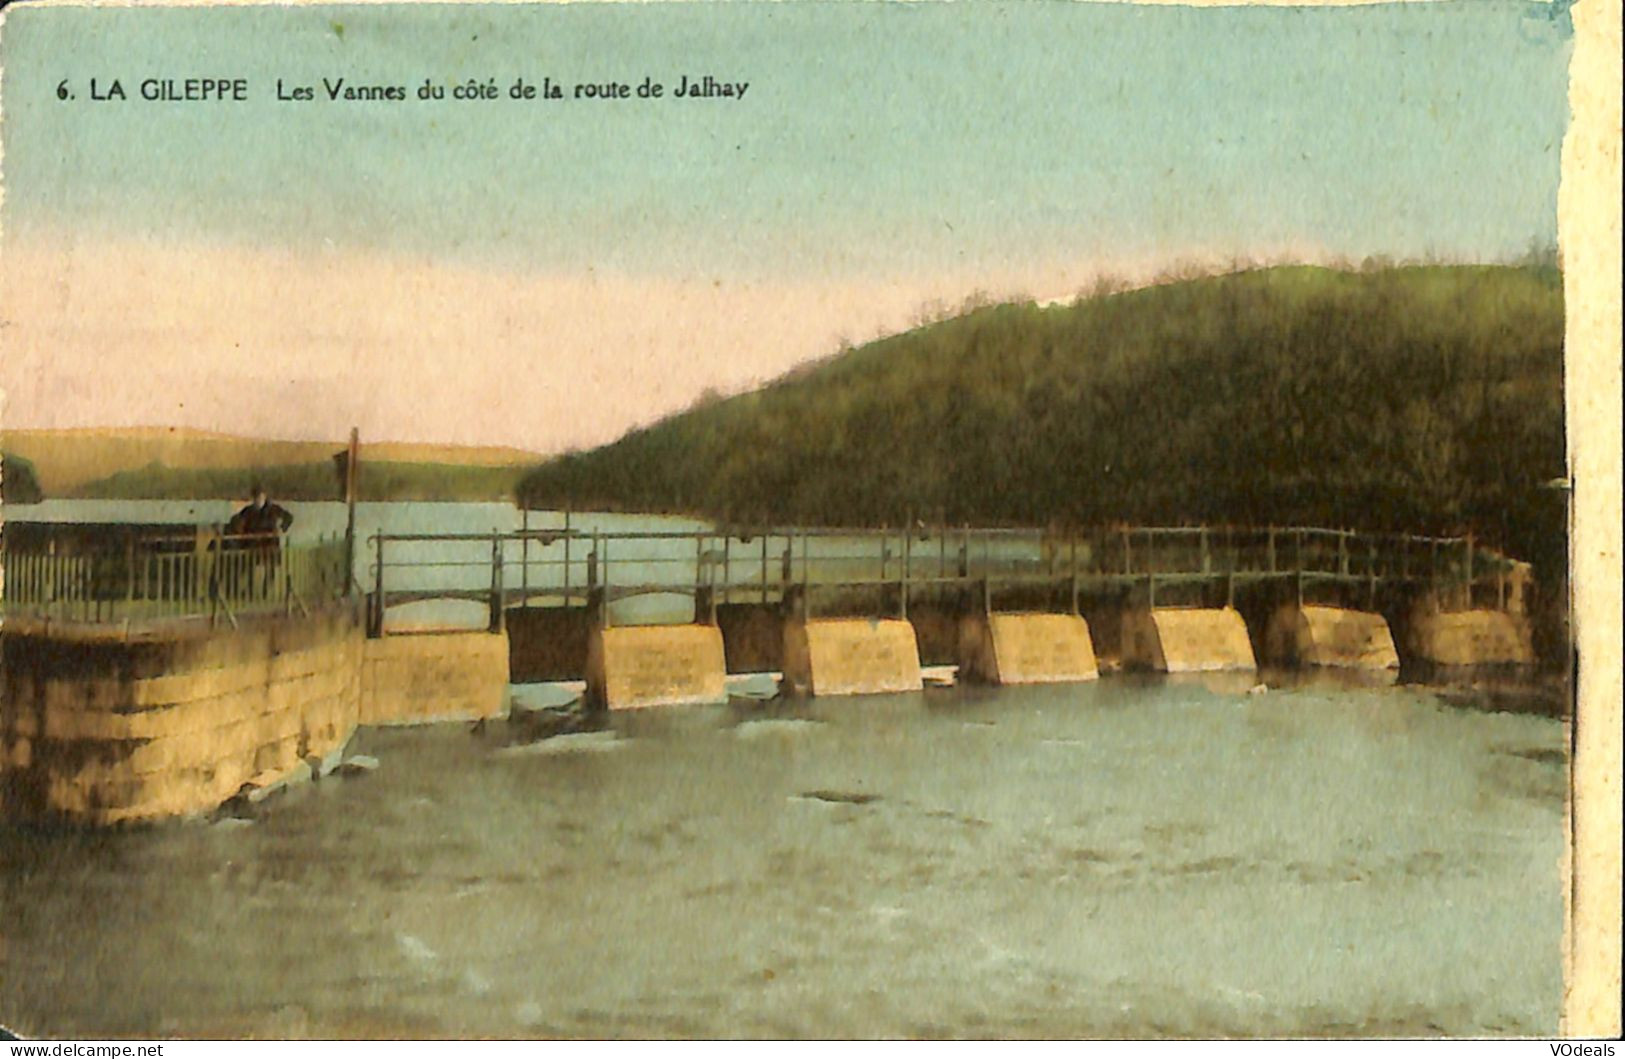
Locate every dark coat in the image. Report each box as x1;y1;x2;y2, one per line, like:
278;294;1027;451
226;500;294;547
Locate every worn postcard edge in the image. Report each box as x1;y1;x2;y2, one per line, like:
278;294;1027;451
0;0;1618;1038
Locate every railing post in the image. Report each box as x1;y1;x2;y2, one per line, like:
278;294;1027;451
900;531;911;620
1464;532;1475;610
760;533;769;604
125;538;136;621
521;507;530;607
373;535;387;636
1070;533;1080;615
600;537;611;628
563;510;573;605
490;530;505;633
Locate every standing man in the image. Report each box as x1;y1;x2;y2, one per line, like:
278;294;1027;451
226;483;294;598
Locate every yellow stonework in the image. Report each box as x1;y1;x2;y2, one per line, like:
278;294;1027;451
2;613;363;825
1406;608;1536;666
959;612;1099;685
782;617;924;696
586;624;728;710
1264;605;1399;669
1122;607;1257;673
359;631;510;725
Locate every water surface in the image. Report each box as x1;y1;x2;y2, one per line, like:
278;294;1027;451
0;677;1565;1039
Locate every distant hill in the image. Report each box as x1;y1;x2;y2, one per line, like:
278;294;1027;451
73;459;530;503
0;427;541;501
520;264;1565;571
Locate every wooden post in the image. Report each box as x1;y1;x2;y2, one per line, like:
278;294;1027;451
521;506;530;607
901;530;911;620
490;531;504;632
343;427;359;598
600;537;610;628
563;509;573;605
1070;533;1080;615
1464;532;1475;610
372;535;386;637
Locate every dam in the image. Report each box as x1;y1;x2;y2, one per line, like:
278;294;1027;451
2;517;1540;825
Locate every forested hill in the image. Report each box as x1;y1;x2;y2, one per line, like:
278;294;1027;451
519;264;1564;566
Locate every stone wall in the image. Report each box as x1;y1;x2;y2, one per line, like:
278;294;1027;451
360;631;510;725
1;612;361;825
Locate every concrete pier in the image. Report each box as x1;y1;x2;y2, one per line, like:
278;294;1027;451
782;617;923;696
1121;607;1256;673
958;612;1099;685
586;624;729;710
1263;605;1399;670
360;631;510;725
1405;608;1536;667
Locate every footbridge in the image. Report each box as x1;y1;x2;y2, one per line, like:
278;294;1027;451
364;524;1537;709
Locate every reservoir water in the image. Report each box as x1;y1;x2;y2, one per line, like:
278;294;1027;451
0;676;1565;1038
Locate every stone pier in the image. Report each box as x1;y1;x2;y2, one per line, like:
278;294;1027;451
1121;607;1256;673
781;617;923;696
1263;605;1399;670
360;631;510;725
958;612;1099;685
1404;607;1536;667
586;624;729;710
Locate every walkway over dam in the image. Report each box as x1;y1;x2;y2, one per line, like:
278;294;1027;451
1;520;1537;824
364;523;1537;706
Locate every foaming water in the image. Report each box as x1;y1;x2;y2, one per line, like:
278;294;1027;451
0;678;1565;1038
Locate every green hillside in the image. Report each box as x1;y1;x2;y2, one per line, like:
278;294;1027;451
520;264;1565;570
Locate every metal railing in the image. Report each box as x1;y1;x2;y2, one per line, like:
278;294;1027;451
2;532;350;627
363;523;1530;633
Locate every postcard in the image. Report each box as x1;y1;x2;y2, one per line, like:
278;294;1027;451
0;0;1618;1041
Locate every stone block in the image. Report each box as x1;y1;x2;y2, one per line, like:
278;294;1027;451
586;624;728;710
360;631;510;724
782;618;923;696
1405;608;1536;666
1122;607;1256;673
1264;605;1399;669
959;612;1099;685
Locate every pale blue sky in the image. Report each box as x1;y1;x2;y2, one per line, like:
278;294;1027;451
0;1;1574;449
3;1;1570;275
